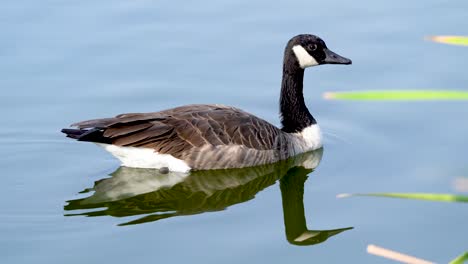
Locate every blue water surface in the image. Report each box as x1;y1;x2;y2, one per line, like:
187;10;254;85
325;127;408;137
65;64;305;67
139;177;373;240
1;0;468;263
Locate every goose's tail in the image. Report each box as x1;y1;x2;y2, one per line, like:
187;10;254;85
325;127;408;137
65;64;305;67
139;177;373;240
61;128;86;139
61;128;111;143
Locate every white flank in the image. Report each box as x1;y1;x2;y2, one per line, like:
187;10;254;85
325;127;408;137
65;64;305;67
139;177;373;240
291;124;323;153
96;143;191;173
292;45;319;68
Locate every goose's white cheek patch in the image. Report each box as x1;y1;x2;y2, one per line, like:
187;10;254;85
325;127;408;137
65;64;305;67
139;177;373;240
292;45;318;68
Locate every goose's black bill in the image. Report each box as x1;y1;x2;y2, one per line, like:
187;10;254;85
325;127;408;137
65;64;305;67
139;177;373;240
322;49;352;65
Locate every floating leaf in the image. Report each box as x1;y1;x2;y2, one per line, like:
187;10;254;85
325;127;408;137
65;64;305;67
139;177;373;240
427;35;468;46
324;90;468;101
337;193;468;203
449;252;468;264
367;244;435;264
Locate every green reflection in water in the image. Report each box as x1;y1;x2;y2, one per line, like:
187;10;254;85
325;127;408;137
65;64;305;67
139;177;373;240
65;148;352;246
280;169;352;246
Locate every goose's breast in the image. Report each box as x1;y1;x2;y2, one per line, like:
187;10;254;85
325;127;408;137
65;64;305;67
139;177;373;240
287;124;323;154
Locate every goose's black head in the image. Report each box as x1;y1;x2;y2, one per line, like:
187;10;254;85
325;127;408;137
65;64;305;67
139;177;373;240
285;34;352;69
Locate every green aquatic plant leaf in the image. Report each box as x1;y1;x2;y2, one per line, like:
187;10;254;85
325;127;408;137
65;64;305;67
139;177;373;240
427;35;468;46
324;90;468;101
449;252;468;264
337;193;468;203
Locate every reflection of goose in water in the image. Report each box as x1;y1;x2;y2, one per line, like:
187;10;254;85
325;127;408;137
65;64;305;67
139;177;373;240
280;168;352;245
65;149;352;246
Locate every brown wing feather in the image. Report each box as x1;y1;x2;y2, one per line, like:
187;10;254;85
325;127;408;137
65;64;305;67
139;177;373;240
103;123;153;138
112;122;174;147
69;104;283;159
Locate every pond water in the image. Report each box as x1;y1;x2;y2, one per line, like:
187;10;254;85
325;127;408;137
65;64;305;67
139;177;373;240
1;0;468;263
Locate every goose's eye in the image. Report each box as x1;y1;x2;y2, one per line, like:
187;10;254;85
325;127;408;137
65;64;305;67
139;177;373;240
309;44;317;51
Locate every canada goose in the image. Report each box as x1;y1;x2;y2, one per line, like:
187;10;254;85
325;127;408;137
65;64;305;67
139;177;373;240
62;34;351;172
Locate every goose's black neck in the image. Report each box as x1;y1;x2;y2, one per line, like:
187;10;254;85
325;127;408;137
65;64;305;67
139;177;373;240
280;53;316;133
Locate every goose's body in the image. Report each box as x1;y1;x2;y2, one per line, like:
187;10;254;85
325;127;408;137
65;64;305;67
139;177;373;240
62;34;351;172
65;104;321;172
